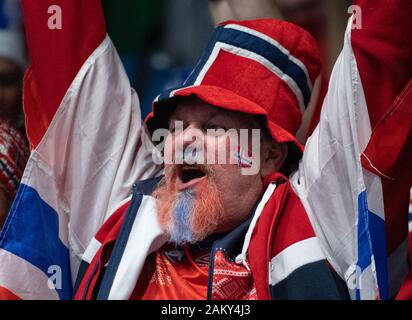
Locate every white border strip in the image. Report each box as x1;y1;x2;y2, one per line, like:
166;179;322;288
224;23;313;91
268;237;325;287
108;195;168;299
194;42;306;112
81;237;102;264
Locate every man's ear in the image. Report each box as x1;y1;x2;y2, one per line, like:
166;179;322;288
260;141;288;178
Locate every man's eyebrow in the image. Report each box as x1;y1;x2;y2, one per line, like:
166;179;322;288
207;109;225;121
168;106;223;125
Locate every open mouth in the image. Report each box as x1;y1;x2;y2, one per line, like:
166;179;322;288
176;165;207;190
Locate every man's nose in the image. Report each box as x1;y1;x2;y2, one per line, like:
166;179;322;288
181;124;203;149
173;124;205;161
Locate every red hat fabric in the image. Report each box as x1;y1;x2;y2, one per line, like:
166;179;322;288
146;19;321;155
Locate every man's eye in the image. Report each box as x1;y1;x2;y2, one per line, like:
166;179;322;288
205;123;224;130
169;121;186;134
204;124;227;136
169;120;181;134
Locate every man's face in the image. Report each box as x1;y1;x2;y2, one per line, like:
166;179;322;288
0;58;22;121
153;97;275;245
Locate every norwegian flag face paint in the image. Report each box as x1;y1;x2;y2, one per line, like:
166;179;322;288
233;146;253;168
232;128;261;176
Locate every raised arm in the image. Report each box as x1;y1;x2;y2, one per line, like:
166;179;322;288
352;0;412;273
351;0;411;126
22;0;106;149
292;0;412;300
0;0;160;299
352;0;412;298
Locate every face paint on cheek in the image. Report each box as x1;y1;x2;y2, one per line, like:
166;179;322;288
233;147;253;168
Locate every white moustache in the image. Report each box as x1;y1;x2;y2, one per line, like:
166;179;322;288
174;147;205;165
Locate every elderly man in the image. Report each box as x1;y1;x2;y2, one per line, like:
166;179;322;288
0;0;410;300
72;15;351;299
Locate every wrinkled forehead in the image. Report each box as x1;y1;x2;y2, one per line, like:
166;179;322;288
171;97;219;119
170;96;261;129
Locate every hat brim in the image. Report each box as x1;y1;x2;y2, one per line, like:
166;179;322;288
145;84;303;155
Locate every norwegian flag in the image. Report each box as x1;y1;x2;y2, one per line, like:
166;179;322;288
0;0;161;299
233;147;253;168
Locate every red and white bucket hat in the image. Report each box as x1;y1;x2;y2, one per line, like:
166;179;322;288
146;19;321;160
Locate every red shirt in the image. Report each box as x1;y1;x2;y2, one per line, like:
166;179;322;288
131;244;211;300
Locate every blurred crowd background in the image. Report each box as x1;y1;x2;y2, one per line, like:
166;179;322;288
101;0;351;119
0;0;354;227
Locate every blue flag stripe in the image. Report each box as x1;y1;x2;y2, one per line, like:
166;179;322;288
0;184;72;300
356;191;388;300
